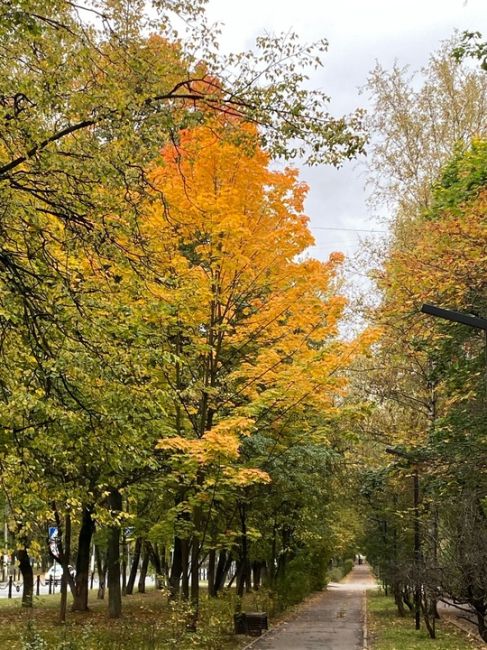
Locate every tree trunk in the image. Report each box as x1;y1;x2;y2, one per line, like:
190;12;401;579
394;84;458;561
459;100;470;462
190;534;200;627
214;550;232;594
72;506;94;611
207;548;216;597
95;545;106;599
252;561;262;591
148;541;164;588
169;536;183;597
269;523;277;587
126;536;142;595
393;582;406;617
60;514;71;622
402;587;414;611
18;547;33;608
138;541;150;593
121;527;127;596
236;503;250;598
107;489;122;618
181;538;189;599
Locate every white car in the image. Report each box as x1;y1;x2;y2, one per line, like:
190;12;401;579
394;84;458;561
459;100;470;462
46;563;75;586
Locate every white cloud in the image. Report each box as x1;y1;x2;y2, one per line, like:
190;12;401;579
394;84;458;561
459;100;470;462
205;0;487;262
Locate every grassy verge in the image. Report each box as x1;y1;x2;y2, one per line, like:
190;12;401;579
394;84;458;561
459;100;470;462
367;591;480;650
0;587;265;650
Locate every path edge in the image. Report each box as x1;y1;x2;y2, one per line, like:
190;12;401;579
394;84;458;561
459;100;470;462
362;589;369;650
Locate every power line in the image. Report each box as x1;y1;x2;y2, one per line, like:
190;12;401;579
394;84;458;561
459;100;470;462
311;226;387;233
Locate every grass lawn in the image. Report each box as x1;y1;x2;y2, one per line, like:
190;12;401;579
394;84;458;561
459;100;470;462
0;587;269;650
368;591;482;650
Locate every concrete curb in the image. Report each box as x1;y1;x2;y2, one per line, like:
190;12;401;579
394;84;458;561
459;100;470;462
240;626;273;650
442;614;487;648
362;590;369;650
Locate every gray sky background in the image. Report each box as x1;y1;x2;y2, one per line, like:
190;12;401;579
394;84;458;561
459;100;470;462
205;0;487;266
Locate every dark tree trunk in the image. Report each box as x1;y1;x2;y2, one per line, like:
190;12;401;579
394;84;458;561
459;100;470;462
107;489;122;618
18;548;33;608
126;537;142;595
421;592;436;639
393;582;406;617
148;541;164;588
207;548;216;597
138;541;150;593
269;523;277;586
181;538;189;599
121;528;127;596
95;545;106;599
190;534;200;619
472;599;487;642
60;514;71;622
72;506;94;611
236;503;250;598
252;561;263;591
214;550;232;594
169;536;183;597
402;587;414;611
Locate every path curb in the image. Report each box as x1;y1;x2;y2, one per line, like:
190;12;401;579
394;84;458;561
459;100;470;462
442;614;487;648
362;590;369;650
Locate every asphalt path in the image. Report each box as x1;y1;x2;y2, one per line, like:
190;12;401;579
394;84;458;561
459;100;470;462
251;564;376;650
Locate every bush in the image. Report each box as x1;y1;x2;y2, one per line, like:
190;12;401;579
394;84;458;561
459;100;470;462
327;558;354;583
343;558;354;576
275;551;328;609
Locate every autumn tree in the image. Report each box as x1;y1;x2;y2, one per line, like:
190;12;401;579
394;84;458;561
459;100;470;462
133;118;370;618
360;139;487;637
366;36;487;217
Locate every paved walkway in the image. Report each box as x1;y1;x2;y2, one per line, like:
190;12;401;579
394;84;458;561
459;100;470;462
251;564;377;650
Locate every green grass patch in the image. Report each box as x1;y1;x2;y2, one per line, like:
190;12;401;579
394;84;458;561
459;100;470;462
368;591;480;650
0;587;259;650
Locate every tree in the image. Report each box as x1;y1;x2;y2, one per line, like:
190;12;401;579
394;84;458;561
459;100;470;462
366;37;487;217
452;31;487;71
361;140;487;638
144;118;370;618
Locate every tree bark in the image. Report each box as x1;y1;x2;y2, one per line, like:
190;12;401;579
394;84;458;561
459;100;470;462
60;514;71;622
95;545;106;599
181;538;189;599
138;541;150;593
214;550;232;594
236;503;250;598
125;536;142;595
148;541;164;588
107;489;122;618
72;506;94;611
190;533;200;626
121;527;127;596
18;547;33;608
207;548;216;597
393;582;406;617
252;561;263;591
169;536;183;597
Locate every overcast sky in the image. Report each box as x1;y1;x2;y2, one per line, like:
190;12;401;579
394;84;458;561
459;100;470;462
205;0;487;266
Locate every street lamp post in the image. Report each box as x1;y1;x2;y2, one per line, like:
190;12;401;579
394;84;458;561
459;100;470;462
421;303;487;393
419;302;487;632
420;303;487;331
